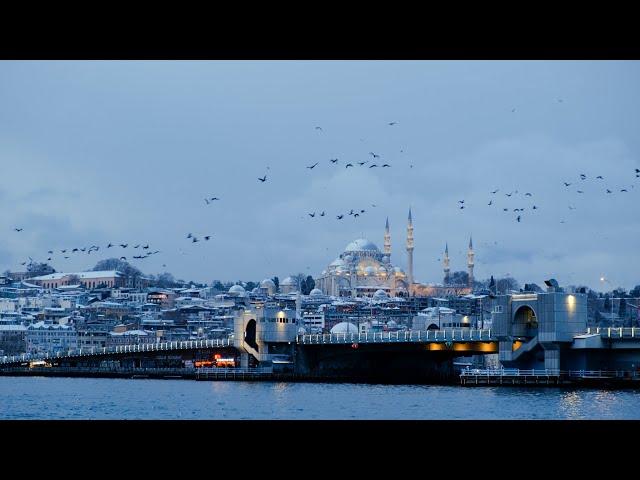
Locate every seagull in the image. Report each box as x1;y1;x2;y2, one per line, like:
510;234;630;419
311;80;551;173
187;233;192;239
560;220;566;224
369;152;380;158
606;189;612;194
563;182;571;187
621;189;628;192
210;197;220;201
488;200;493;206
47;257;51;261
142;245;149;249
80;247;86;252
596;176;603;179
307;162;319;170
580;174;587;180
532;205;538;210
491;189;499;194
516;215;521;222
345;163;354;168
369;164;378;168
258;175;267;182
20;262;26;266
72;248;79;253
360;209;365;213
120;256;127;261
354;213;360;217
120;244;128;248
315;126;323;131
64;256;69;259
348;209;354;215
503;208;508;212
458;200;465;204
133;244;140;248
382;164;391;168
635;168;640;173
14;228;23;232
577;190;584;194
192;237;199;243
329;158;338;163
320;211;325;216
204;236;212;240
308;212;316;218
371;204;377;207
204;198;210;205
459;205;465;210
525;193;532;197
47;250;53;254
358;161;368;166
336;215;344;220
388;121;398;126
61;249;67;253
505;193;513;197
107;243;113;248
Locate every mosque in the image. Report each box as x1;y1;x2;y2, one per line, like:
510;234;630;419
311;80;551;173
315;209;475;298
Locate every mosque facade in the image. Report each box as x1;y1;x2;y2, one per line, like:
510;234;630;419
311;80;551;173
315;209;475;298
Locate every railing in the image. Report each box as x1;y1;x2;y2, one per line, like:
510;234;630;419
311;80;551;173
460;368;640;379
196;367;273;375
297;328;494;345
0;338;233;365
586;327;640;339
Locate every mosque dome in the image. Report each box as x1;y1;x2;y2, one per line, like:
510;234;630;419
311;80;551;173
260;278;276;288
329;258;345;268
343;254;354;264
330;322;358;334
378;265;387;274
374;289;388;298
344;239;379;253
309;288;323;297
281;276;295;286
364;266;376;275
228;285;246;296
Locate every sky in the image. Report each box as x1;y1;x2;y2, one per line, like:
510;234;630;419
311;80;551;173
0;61;639;290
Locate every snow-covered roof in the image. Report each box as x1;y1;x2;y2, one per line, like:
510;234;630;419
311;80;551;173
31;270;123;281
0;324;27;331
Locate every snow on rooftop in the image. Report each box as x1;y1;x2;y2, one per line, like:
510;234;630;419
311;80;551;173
31;270;123;281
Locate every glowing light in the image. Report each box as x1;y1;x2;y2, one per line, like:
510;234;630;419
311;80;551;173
567;294;576;312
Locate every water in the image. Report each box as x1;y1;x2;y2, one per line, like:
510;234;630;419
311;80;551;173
1;377;639;419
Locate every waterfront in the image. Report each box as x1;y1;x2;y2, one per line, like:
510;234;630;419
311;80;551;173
1;377;640;419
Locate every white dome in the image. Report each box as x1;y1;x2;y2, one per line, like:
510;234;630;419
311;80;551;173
343;254;354;264
228;285;246;295
309;288;323;296
330;322;358;334
374;289;388;298
378;266;387;273
281;276;295;286
251;288;259;294
344;239;379;253
260;278;276;288
364;266;376;275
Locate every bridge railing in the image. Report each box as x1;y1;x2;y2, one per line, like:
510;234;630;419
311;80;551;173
296;328;493;345
586;327;640;339
459;368;640;378
0;337;233;365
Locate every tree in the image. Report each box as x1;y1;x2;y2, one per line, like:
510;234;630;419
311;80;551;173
27;262;55;277
302;275;315;295
212;280;225;291
67;274;81;285
156;272;175;288
630;285;640;298
272;276;280;292
292;274;306;292
496;276;520;294
603;294;611;312
245;281;257;291
450;271;469;286
619;297;627;321
93;258;142;287
523;283;544;293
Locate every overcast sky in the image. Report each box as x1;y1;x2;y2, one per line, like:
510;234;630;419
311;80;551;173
1;61;639;290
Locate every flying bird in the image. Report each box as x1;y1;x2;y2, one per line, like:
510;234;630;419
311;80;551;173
47;250;53;254
505;193;513;197
308;212;316;218
133;244;140;249
315;126;323;131
345;163;354;168
336;215;344;220
577;190;584;194
204;198;210;205
488;200;493;206
107;243;114;248
360;209;365;213
210;197;220;201
358;161;368;166
620;189;628;192
563;182;571;187
348;209;354;215
503;208;508;212
635;168;640;173
459;205;465;210
388;121;398;126
187;233;192;239
458;200;465;204
516;215;521;222
491;189;499;194
320;211;325;216
532;205;538;210
354;213;360;217
120;244;128;248
47;257;51;261
204;236;212;241
258;175;267;182
511;108;516;113
369;164;378;168
606;189;612;194
192;237;199;243
382;164;391;167
14;228;23;232
61;249;67;253
369;152;380;158
120;256;126;261
307;162;319;170
596;176;603;179
329;158;338;163
525;193;532;197
142;245;149;249
580;174;587;180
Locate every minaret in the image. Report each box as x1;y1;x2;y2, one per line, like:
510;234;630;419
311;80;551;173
467;235;474;289
384;217;391;258
406;208;414;292
443;243;450;285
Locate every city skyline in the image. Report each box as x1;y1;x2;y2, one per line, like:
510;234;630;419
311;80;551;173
1;61;639;289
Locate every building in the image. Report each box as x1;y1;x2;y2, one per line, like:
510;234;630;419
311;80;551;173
30;270;125;289
26;321;78;354
0;324;27;355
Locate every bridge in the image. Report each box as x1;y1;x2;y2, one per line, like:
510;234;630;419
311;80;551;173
297;328;494;345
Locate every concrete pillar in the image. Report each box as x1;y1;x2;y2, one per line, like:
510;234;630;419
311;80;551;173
544;348;560;370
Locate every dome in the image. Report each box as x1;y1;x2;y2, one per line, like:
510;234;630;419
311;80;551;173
228;284;246;295
260;278;276;288
374;289;388;298
344;239;379;253
309;288;323;297
364;266;376;275
330;258;345;267
330;322;358;334
281;276;295;286
343;254;354;264
378;265;387;274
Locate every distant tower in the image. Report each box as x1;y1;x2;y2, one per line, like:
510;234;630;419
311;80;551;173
384;217;391;257
443;243;450;285
467;235;474;289
406;208;414;292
